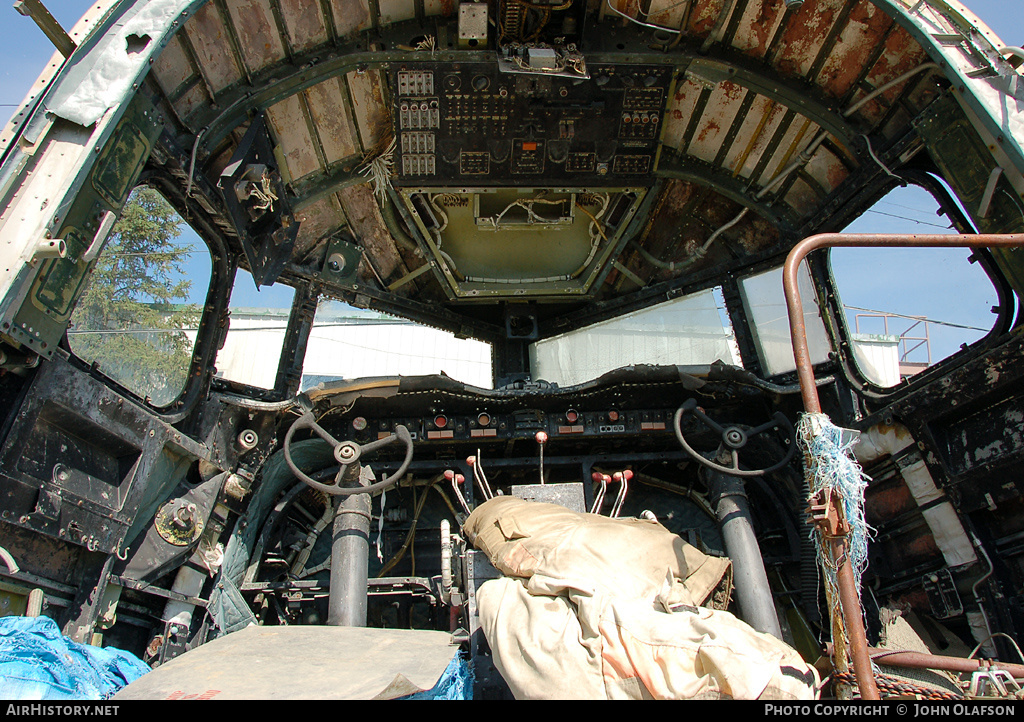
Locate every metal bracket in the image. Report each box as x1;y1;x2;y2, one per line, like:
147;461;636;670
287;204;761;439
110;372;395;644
219;115;300;287
807;487;851;538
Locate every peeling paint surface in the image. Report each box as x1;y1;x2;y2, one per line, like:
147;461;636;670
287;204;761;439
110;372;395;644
330;0;372;38
647;0;688;31
379;0;416;26
293;195;347;258
816;0;894;98
688;0;725;37
150;35;194;98
266;94;323;180
347;69;392;154
773;0;846;80
338;184;403;279
662;78;703;152
732;0;786;59
304;78;359;165
184;3;244;94
280;0;329;52
687;82;744;163
225;0;286;73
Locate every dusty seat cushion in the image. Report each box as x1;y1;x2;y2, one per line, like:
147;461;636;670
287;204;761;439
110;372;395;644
464;496;731;607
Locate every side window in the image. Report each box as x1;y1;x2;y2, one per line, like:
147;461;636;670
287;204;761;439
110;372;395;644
739;262;831;376
68;187;211;407
831;186;1001;387
214;269;296;390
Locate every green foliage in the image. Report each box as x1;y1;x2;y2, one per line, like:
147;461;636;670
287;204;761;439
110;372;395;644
69;187;200;406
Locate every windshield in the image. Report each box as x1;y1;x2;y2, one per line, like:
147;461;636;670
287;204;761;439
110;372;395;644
529;287;740;387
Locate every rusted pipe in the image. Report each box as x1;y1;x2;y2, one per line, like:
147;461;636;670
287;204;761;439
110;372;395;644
784;233;1024;414
784;232;1024;701
826;645;1024;680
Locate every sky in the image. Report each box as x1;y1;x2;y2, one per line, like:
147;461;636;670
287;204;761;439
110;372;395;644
0;0;1022;364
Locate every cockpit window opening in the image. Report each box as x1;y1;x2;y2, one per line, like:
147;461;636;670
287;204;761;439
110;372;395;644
66;186;212;408
299;296;493;390
829;184;1004;389
738;262;831;378
529;286;741;387
212;268;297;391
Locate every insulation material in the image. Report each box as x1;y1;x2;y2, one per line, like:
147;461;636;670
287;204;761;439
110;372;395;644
530;288;740;388
48;0;194;127
854;423;978;569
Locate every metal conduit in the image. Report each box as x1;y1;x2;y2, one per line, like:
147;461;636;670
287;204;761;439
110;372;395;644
783;232;1024;701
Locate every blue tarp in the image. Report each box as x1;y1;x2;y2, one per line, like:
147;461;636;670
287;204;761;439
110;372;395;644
402;655;473;700
0;616;150;700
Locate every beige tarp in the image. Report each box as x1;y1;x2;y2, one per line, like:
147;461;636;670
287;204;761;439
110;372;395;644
465;496;819;700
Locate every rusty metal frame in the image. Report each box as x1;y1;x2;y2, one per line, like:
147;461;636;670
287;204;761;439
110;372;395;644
784;232;1024;701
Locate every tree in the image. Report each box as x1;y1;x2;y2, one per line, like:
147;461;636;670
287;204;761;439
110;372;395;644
68;187;201;407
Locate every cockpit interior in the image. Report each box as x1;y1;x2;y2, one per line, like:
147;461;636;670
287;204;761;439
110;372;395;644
0;0;1023;701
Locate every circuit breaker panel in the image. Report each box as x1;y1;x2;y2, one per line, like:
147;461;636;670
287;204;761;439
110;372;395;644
391;62;673;187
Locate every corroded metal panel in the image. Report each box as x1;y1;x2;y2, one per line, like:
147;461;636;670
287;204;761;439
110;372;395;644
150;35;195;98
773;0;847;80
661;77;703;152
854;25;930;127
816;0;894;99
330;0;374;38
782;176;819;216
379;0;416;26
280;0;329;52
731;0;786;59
686;81;745;164
347;69;392;154
647;0;688;31
338;184;403;280
754;116;818;190
225;0;287;74
184;3;244;94
423;0;457;18
304;77;359;165
174;82;210;123
294;195;347;258
722;94;783;179
687;0;726;38
266;95;323;180
803;142;849;195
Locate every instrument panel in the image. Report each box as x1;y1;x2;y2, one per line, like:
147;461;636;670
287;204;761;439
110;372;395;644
391;62;674;187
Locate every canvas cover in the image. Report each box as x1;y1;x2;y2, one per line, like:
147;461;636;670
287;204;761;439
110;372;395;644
464;496;819;700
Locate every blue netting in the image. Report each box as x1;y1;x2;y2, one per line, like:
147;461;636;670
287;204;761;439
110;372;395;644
0;616;150;700
401;655;473;700
797;412;873;642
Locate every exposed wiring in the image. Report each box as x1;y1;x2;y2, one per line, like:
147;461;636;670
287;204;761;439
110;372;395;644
862;134;901;181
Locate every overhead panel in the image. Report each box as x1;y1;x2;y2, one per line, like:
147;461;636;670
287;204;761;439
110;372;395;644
390;61;673;187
